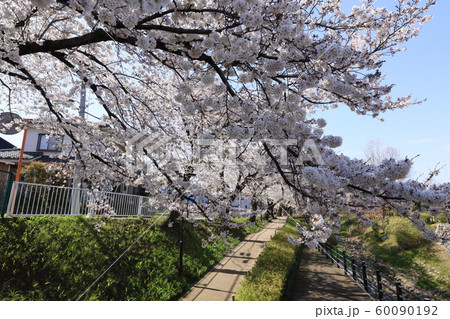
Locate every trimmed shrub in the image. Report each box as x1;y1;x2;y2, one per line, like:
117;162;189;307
235;218;302;301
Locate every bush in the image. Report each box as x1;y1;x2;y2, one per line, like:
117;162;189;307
326;233;339;246
421;212;449;225
235;218;302;301
22;161;72;186
385;217;429;250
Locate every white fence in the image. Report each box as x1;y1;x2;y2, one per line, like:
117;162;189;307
6;182;162;218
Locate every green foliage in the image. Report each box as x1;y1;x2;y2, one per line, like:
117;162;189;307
337;211;365;238
21;161;72;186
0;216;265;300
384;217;429;251
21;162;48;184
230;217;270;238
326;234;339;246
235;218;302;301
421;212;449;225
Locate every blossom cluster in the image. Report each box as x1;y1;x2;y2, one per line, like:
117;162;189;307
1;0;446;247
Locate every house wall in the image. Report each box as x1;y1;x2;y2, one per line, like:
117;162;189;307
23;128;71;156
23;128;40;153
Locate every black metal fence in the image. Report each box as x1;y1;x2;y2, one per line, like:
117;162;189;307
0;169;14;217
317;243;424;301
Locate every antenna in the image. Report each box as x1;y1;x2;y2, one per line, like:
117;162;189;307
0;112;24;135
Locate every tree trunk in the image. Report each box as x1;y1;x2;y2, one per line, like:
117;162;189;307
161;210;181;228
265;200;276;220
277;206;283;217
249;200;258;223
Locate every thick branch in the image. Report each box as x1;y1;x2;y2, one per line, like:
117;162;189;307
19;29;115;56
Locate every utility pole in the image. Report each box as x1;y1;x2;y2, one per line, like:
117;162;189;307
15;119;30;183
70;83;86;215
78;82;86;119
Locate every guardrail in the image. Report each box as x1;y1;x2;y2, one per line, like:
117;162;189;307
6;182;161;218
317;243;424;301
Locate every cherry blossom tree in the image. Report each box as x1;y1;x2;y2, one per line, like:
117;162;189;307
0;0;448;246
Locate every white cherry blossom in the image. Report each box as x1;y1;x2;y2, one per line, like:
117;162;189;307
0;0;447;247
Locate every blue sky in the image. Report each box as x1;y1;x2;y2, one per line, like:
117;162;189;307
2;0;449;183
320;0;450;184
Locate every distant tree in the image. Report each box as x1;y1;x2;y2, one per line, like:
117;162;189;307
363;140;400;166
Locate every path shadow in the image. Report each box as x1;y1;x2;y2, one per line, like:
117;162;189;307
290;247;372;301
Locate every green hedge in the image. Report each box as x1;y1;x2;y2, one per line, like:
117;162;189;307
0;216;266;300
235;218;302;301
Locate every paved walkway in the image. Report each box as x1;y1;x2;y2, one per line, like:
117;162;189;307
291;247;373;301
181;217;287;301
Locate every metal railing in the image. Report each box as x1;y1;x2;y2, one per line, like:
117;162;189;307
317;243;424;301
0;169;14;217
6;182;162;218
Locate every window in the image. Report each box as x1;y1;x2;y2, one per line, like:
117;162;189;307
37;134;62;151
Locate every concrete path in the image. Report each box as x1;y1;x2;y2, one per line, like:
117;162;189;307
291;247;373;301
181;217;287;301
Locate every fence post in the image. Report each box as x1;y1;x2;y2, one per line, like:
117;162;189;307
335;247;340;268
396;282;403;301
87;191;94;216
70;187;81;215
362;262;368;293
351;257;356;280
324;244;329;259
137;197;143;217
6;181;18;217
376;270;383;300
178;216;185;274
343;251;347;274
1;171;14;217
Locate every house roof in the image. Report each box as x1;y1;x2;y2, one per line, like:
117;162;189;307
0;137;17;150
0;149;66;163
37;155;67;163
0;149;35;160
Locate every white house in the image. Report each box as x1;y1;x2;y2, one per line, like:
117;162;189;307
22;126;70;157
0;121;70;173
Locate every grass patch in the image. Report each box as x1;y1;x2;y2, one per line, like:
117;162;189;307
0;216;267;300
368;242;450;298
235;218;302;301
384;217;429;251
338;212;450;299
